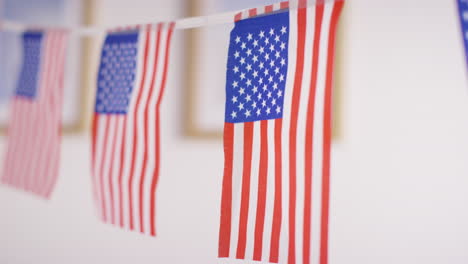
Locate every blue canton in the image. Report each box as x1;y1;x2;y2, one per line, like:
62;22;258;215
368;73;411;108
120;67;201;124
458;0;468;67
225;12;289;123
15;32;43;99
95;31;139;114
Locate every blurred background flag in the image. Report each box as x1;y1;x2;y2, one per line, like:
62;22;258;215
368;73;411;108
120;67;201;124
91;23;174;236
1;30;68;198
218;0;344;263
457;0;468;69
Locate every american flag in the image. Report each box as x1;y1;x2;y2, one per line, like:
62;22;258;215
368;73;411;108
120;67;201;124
1;30;68;198
91;23;174;236
218;1;344;264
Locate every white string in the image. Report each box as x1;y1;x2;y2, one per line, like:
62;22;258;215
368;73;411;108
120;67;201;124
0;0;341;35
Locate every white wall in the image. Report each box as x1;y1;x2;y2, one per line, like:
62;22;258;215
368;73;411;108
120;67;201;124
1;0;468;263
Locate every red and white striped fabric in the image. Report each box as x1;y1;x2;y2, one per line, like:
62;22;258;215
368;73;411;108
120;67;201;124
218;1;344;263
91;23;174;236
1;30;68;198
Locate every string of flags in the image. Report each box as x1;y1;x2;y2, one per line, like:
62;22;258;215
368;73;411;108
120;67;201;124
0;1;345;264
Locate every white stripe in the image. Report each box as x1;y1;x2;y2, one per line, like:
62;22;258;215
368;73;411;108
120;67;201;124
279;7;298;263
310;3;334;263
110;116;125;225
94;112;108;219
245;121;261;260
261;119;275;261
230;123;245;257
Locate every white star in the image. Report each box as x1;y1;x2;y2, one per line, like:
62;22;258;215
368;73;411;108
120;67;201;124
257;93;262;100
258;77;263;84
267;91;272;98
259;31;265;38
277;90;283;98
280;42;286;50
247;33;253;41
238;103;244;110
274;67;280;74
262;100;267;107
246;79;252;86
253;39;259;47
281;26;287;34
232;96;238;103
240;72;246;80
245;94;252;102
241;42;247;49
269;60;275;67
275;51;280;59
280;58;286;66
231;111;237;118
234;51;240;58
266;107;271;114
246;49;252;56
233;66;239;73
259;62;265;69
259;47;265;54
264;38;270;45
268;76;273;83
276;106;281;114
272;98;277;105
269;44;275;52
279;74;285;82
262;84;268;91
246;64;252;72
239;87;245;95
252;86;258;93
235;36;241;43
252;55;259;63
245;110;251;117
252;101;257;108
275;35;280;42
264;68;269;76
256;109;261;116
253;71;259;78
264;53;270;60
273;82;278;90
269;28;275;36
240;57;246;65
233;81;238;88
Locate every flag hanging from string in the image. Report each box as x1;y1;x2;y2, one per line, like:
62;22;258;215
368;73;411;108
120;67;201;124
218;0;344;263
1;30;68;198
91;23;175;236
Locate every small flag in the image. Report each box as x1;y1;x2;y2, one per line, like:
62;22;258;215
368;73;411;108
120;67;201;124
457;0;468;68
218;1;344;263
91;23;175;236
1;30;68;198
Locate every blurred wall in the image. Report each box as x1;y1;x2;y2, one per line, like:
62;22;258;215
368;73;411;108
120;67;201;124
1;0;468;263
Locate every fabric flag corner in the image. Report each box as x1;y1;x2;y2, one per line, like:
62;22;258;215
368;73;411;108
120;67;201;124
1;30;68;199
218;0;344;263
91;22;175;236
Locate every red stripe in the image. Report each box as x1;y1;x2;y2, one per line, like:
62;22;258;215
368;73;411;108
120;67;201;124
269;118;283;263
253;120;268;261
107;116;119;224
149;22;175;236
303;5;324;264
99;116;112;221
249;8;257;17
236;122;254;259
320;2;344;264
265;5;274;13
139;24;162;234
235;13;242;22
288;2;308;263
218;122;234;257
117;116;127;227
128;26;152;230
280;1;289;9
92;114;100;206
